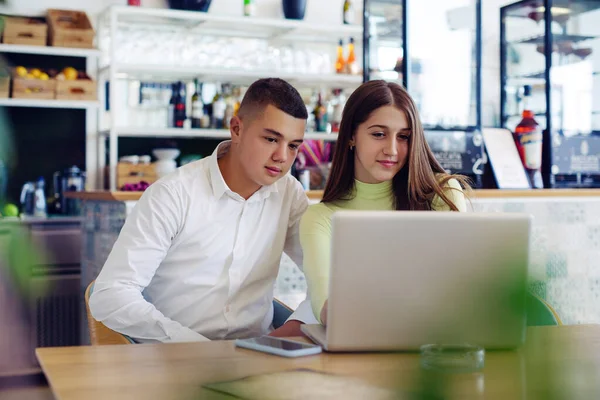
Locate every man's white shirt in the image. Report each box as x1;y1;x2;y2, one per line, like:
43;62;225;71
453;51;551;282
90;141;316;342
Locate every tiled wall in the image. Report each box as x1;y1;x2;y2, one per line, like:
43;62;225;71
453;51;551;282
471;197;600;325
81;196;600;326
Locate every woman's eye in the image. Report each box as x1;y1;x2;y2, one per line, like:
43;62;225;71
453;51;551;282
398;135;410;141
371;132;385;138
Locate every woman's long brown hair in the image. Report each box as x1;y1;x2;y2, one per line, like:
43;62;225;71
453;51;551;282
322;80;470;210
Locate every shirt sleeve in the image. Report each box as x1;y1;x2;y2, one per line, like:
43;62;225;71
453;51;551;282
432;178;467;212
282;179;309;268
299;204;333;323
282;180;319;324
89;181;208;343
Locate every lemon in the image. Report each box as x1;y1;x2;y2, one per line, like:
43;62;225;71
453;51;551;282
63;67;78;81
30;68;42;78
39;72;49;80
15;66;27;77
2;203;19;217
26;73;35;80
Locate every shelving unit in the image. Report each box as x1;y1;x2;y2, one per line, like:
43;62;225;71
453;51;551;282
501;0;600;188
98;5;363;190
0;43;99;190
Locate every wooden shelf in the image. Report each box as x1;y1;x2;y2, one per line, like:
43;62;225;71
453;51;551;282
0;98;99;109
0;43;100;58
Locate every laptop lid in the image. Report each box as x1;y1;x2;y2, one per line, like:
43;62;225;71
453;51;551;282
325;211;530;352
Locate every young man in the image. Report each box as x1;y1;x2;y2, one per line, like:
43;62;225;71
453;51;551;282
90;78;315;342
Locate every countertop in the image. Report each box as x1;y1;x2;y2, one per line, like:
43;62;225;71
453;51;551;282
66;189;600;202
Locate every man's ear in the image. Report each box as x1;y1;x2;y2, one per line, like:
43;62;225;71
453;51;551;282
230;116;242;144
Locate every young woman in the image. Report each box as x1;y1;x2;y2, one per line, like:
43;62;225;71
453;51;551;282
301;80;471;325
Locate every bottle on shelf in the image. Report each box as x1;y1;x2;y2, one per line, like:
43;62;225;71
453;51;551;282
224;84;235;129
330;89;344;133
34;177;47;218
345;37;358;75
514;85;543;188
313;91;327;133
167;82;177;129
343;0;354;24
335;39;345;74
233;86;243;117
191;79;204;129
244;0;255;16
212;84;227;129
174;81;186;128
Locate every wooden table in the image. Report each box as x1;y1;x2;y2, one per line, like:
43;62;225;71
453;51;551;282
36;325;600;400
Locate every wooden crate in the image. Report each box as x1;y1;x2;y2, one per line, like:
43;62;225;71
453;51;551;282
55;78;96;101
0;76;9;98
1;16;47;46
12;73;56;100
47;9;94;48
116;163;158;189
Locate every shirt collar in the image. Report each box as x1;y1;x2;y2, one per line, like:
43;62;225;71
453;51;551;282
208;141;279;202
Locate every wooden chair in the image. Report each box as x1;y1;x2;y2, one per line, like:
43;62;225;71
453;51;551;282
84;281;135;345
527;292;563;326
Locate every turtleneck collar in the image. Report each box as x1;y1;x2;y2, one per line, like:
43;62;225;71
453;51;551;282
352;179;393;201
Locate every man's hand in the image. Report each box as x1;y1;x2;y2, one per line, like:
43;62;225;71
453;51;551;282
269;320;305;337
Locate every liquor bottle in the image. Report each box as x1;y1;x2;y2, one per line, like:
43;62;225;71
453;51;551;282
244;0;255;16
174;81;186;128
167;83;176;128
313;91;327;132
212;84;227;129
223;84;234;129
514;85;543;188
345;37;358;75
232;86;242;117
191;79;204;129
330;89;344;133
335;39;345;74
343;0;354;24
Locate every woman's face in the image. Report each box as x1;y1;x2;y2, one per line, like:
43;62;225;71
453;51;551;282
352;106;410;184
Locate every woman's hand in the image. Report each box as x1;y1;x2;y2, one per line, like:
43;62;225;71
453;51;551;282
320;299;328;326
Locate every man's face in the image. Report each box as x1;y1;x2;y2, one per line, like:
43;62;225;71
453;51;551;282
233;104;306;187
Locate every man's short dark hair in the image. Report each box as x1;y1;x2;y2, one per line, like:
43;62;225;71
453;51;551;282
238;78;308;121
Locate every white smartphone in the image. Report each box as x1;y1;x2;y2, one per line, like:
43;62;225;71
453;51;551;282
235;336;322;358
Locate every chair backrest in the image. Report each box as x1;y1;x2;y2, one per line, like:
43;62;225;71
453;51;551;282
84;281;134;345
272;298;293;329
527;292;562;326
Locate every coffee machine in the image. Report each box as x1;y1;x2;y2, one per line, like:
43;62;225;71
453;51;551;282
52;166;86;215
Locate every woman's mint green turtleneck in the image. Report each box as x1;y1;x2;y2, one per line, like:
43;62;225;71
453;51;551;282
299;178;466;322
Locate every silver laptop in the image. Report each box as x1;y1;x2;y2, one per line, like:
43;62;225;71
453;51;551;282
301;211;531;352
